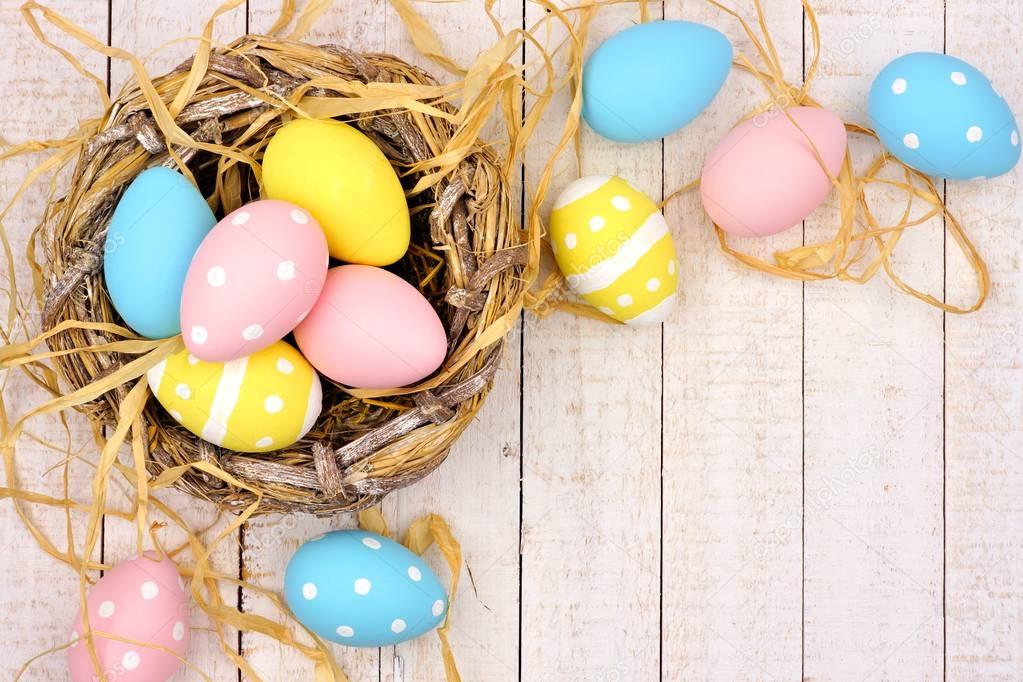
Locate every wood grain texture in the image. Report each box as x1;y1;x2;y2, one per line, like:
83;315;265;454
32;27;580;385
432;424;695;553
5;0;1023;680
105;5;248;680
241;4;388;680
661;2;805;679
0;1;108;679
520;4;662;680
802;2;945;679
945;1;1023;679
382;1;523;680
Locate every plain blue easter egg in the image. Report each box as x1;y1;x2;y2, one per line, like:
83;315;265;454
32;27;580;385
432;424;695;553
103;167;216;338
869;52;1020;180
581;20;733;143
284;530;448;647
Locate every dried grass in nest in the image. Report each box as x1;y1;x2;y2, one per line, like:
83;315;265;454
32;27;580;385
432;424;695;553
40;36;527;515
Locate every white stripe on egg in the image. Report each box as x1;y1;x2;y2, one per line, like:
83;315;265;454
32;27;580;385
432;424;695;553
201;356;248;446
566;212;669;295
147;360;166;395
625;293;678;326
553;175;612;209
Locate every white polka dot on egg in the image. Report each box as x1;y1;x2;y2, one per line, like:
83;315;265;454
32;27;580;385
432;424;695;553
98;600;115;618
1013;131;1020;147
903;133;920;150
646;278;661;292
264;395;284;414
391;619;407;634
290;209;309;224
668;259;676;276
950;71;967;86
611;195;631;211
187;354;199;366
967;126;983;143
242;324;264;341
891;78;907;95
336;625;354;638
175;383;192;400
407;566;422;582
589;215;605;232
617;294;633;307
172;622;185;641
362;537;382;550
354;578;371;595
169;410;183;422
277;260;296;281
302;582;318;600
191;326;208;345
140;581;159;600
231;211;251;226
255;436;273;448
432;599;446;617
206;266;226;287
276;357;294;374
296;310;309;324
598;306;614;316
122;651;140;671
565;232;578;249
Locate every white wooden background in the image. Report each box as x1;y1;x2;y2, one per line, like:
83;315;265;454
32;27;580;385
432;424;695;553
2;0;1023;680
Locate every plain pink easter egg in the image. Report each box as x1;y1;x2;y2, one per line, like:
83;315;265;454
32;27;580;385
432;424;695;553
181;199;328;362
700;106;847;238
294;265;447;389
68;552;189;681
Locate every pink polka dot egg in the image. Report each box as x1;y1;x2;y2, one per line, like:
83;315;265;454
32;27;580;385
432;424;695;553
181;199;328;362
68;552;189;681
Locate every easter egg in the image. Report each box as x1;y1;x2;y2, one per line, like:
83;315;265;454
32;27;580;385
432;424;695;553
582;20;733;143
549;176;679;325
68;552;189;681
701;106;847;238
103;167;216;338
868;52;1020;179
294;265;447;388
284;530;448;647
262;118;410;265
180;200;328;362
147;340;321;453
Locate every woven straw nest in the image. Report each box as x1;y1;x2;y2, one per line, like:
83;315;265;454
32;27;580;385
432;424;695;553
41;36;526;515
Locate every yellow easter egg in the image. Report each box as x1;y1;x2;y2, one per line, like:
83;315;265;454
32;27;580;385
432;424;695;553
147;340;322;453
262;118;410;265
550;176;679;325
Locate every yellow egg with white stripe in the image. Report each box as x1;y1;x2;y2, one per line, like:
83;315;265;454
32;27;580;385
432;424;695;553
550;175;679;325
147;340;322;453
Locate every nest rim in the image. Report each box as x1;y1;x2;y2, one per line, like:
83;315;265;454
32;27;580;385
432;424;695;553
41;35;526;516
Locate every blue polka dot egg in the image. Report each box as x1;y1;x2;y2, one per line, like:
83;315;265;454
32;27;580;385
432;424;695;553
869;52;1020;180
284;530;448;647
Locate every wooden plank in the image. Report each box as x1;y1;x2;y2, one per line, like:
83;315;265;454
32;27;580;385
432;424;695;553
104;4;248;680
0;1;109;679
241;3;386;680
945;1;1023;678
520;4;662;680
660;1;805;678
802;1;945;678
381;1;523;680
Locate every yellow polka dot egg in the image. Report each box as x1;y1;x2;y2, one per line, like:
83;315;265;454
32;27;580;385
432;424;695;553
148;340;321;453
550;175;679;325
